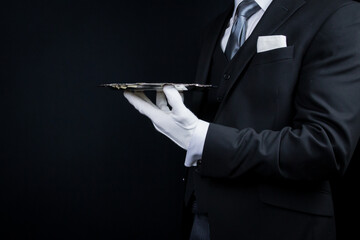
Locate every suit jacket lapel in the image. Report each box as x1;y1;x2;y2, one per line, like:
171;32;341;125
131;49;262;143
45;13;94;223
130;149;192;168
195;6;233;85
218;0;306;107
191;5;233;114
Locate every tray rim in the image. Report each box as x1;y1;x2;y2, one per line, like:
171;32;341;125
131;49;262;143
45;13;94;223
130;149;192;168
99;82;215;91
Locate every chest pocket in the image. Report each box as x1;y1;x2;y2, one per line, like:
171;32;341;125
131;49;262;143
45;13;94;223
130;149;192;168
251;45;294;66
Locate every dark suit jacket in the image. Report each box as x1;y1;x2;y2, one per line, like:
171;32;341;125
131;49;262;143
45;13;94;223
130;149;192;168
188;0;360;239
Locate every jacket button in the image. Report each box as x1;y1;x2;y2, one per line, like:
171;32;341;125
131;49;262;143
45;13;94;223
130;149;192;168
223;73;231;80
217;96;223;101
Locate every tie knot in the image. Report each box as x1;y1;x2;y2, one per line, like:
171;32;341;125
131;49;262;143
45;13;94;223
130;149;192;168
236;0;261;19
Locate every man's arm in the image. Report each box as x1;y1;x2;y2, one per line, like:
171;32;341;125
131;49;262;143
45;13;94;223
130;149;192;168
197;3;360;181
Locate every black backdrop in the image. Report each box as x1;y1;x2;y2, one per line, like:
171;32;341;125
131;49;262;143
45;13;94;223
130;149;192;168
0;0;358;239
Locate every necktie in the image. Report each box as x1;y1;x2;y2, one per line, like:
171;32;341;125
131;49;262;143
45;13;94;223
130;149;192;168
225;0;260;60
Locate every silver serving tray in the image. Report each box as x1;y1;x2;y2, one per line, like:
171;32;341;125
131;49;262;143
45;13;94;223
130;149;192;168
99;82;214;91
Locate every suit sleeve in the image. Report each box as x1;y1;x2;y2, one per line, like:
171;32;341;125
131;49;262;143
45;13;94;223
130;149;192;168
197;3;360;181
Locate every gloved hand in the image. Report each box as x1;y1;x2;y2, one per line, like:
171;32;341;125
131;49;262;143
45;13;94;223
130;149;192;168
123;85;199;150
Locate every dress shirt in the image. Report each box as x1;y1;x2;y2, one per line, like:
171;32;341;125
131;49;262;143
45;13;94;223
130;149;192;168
184;0;273;167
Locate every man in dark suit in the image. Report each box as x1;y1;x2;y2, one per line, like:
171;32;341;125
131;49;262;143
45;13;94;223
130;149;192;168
124;0;360;239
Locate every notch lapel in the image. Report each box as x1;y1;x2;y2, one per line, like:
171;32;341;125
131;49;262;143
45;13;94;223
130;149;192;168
215;0;306;117
195;6;233;85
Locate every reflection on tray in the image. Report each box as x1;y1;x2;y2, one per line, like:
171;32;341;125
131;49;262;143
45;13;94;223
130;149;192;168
99;82;215;91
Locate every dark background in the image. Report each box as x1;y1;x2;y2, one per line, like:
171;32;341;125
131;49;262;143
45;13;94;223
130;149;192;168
0;0;358;239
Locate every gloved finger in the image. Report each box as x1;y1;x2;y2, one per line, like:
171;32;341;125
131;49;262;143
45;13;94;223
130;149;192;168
133;91;157;108
124;91;156;110
156;91;170;111
163;85;186;112
123;91;160;119
180;92;184;102
124;91;152;108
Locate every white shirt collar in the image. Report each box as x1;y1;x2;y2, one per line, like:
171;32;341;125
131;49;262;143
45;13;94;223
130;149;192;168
234;0;273;12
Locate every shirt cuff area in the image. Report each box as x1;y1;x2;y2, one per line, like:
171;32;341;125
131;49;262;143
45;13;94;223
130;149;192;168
184;120;210;167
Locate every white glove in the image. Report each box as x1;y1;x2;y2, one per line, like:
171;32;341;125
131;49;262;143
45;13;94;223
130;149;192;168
123;85;199;150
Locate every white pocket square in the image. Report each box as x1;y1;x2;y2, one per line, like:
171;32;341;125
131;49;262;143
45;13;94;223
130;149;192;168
257;35;287;53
